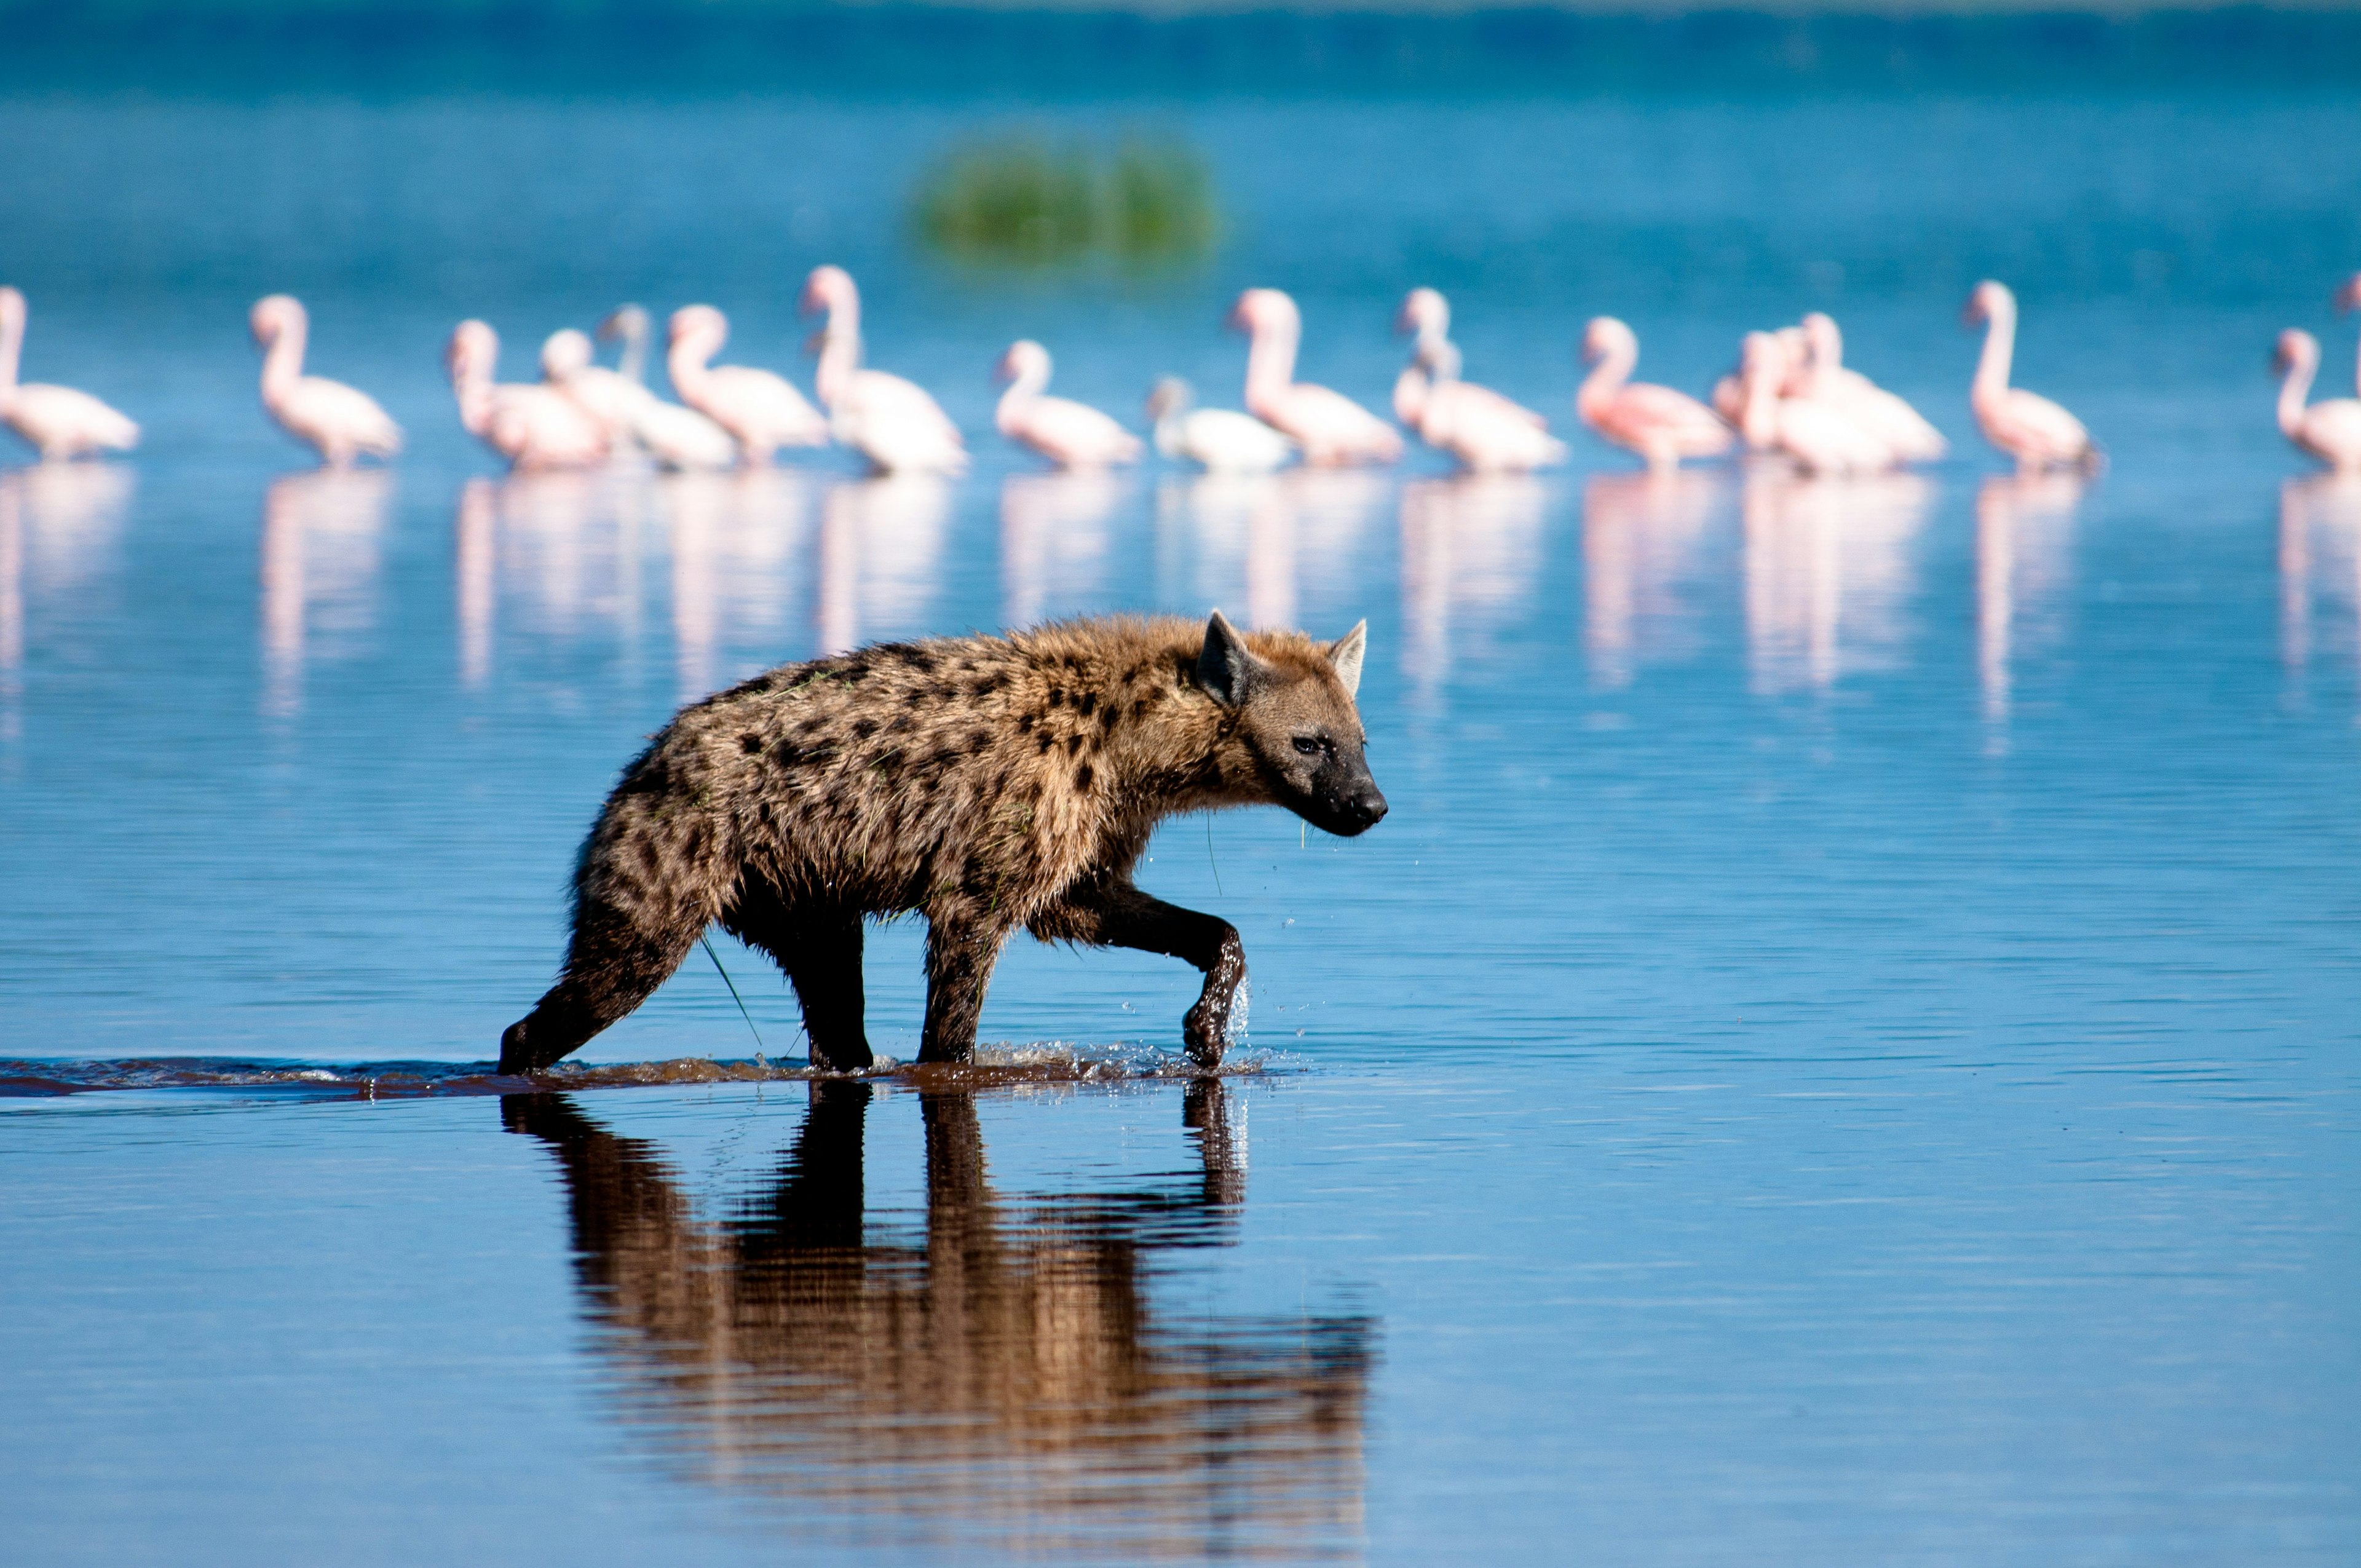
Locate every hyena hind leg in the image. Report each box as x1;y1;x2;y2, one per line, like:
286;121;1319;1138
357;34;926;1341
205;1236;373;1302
499;897;706;1074
722;889;874;1073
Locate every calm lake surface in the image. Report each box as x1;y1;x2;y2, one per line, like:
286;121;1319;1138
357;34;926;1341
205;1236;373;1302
3;77;2359;1564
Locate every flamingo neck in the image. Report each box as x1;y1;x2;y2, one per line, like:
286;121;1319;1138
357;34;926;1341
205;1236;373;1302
1576;339;1634;419
1393;363;1429;427
1972;301;2015;406
2351;325;2361;402
616;319;647;386
451;348;494;437
259;320;306;407
0;309;20;398
666;332;714;400
2279;347;2318;440
1243;317;1297;411
995;359;1048;435
1739;362;1781;448
814;325;861;410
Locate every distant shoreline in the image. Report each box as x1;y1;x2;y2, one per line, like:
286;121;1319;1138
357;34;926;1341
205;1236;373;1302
7;5;2360;93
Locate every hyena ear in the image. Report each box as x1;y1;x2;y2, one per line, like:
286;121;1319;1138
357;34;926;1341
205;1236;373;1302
1327;620;1367;699
1196;609;1262;707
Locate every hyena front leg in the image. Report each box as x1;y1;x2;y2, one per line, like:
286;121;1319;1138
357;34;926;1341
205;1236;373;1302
917;918;1012;1065
1030;879;1246;1068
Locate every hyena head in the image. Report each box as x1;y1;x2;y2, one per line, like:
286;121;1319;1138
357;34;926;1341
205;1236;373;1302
1196;609;1389;837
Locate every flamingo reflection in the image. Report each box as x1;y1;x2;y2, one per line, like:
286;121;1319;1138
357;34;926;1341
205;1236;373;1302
1158;469;1385;635
1975;472;2081;726
259;467;390;718
501;1080;1373;1561
663;467;809;699
815;474;949;657
1;463;136;738
1581;468;1727;689
1000;470;1123;628
1741;469;1932;695
2278;472;2361;680
1399;473;1545;703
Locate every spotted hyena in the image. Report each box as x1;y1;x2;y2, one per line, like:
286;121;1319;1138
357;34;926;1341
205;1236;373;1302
499;611;1386;1073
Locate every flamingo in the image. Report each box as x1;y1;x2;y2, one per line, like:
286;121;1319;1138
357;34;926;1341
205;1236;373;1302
2333;274;2361;397
1576;317;1733;470
1739;331;1892;475
1392;290;1565;472
1963;281;2100;473
599;304;652;388
0;288;138;462
248;296;401;468
799;266;967;476
994;341;1142;469
1797;313;1947;462
446;320;607;471
544;328;734;472
665;304;829;466
1145;378;1295;472
1229;288;1401;467
2273;329;2361;472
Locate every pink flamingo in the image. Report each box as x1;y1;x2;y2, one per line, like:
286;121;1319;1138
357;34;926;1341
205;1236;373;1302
250;295;400;467
1393;290;1565;472
2274;330;2361;472
445;320;607;471
543;328;735;471
1576;317;1733;470
1798;313;1946;461
799;266;967;475
1145;378;1295;472
0;287;138;462
1739;331;1892;475
665;304;829;465
1230;288;1401;467
1963;282;2100;473
994;341;1142;468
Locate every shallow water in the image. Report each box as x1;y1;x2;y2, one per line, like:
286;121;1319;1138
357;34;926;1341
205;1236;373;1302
2;81;2359;1563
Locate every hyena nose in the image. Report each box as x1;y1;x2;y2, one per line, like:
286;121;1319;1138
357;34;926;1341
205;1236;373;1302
1350;788;1388;826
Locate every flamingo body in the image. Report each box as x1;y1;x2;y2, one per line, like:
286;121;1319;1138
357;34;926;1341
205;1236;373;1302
1799;313;1947;462
447;319;607;471
545;327;734;470
666;305;829;464
1576;316;1732;470
0;287;139;461
1393;290;1562;472
251;296;400;467
1146;378;1295;472
801;266;967;475
1964;281;2099;473
1739;332;1893;475
1230;288;1400;467
2276;329;2361;472
994;340;1142;469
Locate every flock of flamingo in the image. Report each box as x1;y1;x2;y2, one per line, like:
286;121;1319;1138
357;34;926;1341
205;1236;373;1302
7;267;2361;477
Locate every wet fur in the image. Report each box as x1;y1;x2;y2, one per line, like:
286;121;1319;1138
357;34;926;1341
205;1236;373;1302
500;612;1382;1074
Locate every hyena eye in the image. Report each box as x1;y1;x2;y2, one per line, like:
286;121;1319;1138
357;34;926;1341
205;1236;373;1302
1292;735;1324;757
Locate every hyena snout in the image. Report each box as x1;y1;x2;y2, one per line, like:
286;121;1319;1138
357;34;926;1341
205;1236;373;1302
1307;762;1388;837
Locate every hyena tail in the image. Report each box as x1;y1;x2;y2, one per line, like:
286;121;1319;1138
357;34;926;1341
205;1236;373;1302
498;807;730;1075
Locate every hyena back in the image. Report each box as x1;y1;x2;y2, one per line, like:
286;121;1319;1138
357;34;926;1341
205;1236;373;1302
499;611;1386;1074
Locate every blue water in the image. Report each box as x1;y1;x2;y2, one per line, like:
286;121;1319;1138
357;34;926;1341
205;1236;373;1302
3;77;2359;1563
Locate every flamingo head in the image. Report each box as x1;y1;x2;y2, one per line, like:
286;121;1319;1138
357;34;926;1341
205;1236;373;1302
598;304;649;344
1228;288;1300;338
667;304;726;352
800;265;858;321
0;287;22;335
541;328;594;381
1147;376;1193;421
995;339;1050;387
1580;316;1637;366
446;319;497;381
1395;287;1447;339
2336;274;2361;315
248;294;304;347
2274;328;2320;377
1963;280;2014;328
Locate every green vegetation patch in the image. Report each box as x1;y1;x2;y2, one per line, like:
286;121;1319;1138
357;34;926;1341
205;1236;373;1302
912;133;1220;272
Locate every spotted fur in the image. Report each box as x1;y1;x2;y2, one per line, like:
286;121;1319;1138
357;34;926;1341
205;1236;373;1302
500;611;1386;1073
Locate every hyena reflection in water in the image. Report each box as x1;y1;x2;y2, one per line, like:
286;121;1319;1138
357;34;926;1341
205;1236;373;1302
504;1082;1374;1558
500;611;1386;1074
